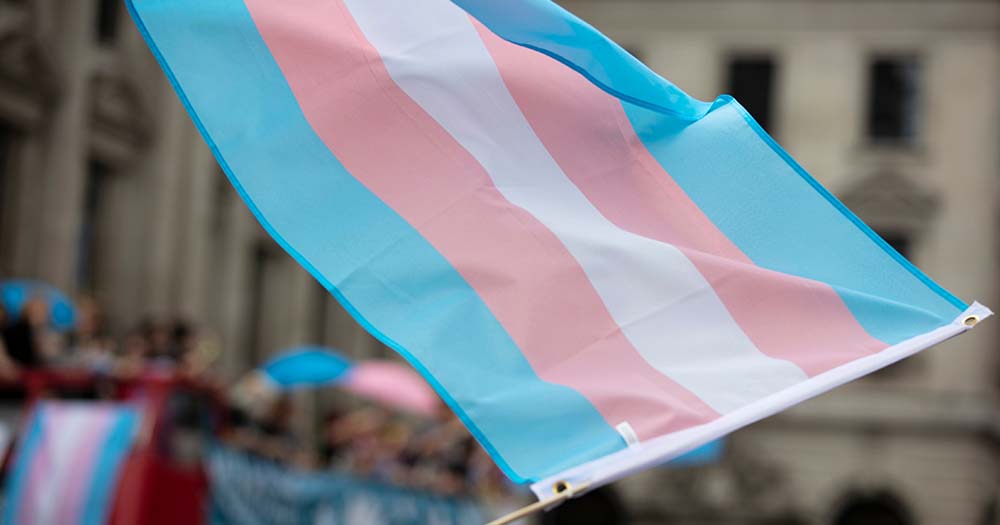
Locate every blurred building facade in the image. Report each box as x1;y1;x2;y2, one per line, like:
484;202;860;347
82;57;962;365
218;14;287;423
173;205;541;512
0;0;996;523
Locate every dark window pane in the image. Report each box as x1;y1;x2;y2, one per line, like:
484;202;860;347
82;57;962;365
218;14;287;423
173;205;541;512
622;46;644;64
210;169;230;235
834;491;912;525
311;280;330;344
96;0;119;44
727;56;775;132
247;244;271;365
246;243;285;365
78;160;111;292
877;230;912;260
867;57;920;141
542;486;625;525
0;125;11;256
0;126;9;201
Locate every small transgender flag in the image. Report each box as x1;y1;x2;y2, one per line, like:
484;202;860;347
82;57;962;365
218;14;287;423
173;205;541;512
128;0;989;505
3;402;140;525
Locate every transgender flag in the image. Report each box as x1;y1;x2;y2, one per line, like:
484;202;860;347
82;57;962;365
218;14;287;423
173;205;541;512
127;0;989;499
3;402;141;524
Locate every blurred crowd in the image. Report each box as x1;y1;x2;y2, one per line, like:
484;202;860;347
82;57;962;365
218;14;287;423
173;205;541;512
0;294;213;380
224;385;513;500
0;285;515;502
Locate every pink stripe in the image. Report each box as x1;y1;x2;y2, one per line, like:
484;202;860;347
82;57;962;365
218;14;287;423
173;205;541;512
56;407;117;524
18;405;58;525
18;405;116;524
242;0;720;440
472;22;888;376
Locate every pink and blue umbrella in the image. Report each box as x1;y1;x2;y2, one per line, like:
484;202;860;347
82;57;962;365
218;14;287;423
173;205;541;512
261;347;439;416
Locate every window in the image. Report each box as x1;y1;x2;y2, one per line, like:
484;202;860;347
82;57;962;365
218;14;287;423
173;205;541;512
834;490;912;525
95;0;120;45
876;229;912;260
310;280;331;345
210;169;231;236
0;125;12;260
77;160;111;293
541;486;626;525
867;56;920;142
246;243;287;364
622;46;644;64
247;244;271;365
727;56;776;132
0;126;9;206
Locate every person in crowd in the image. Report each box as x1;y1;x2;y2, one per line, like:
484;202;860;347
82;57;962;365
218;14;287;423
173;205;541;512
312;400;511;498
114;321;152;377
334;407;389;476
166;321;200;365
256;394;299;463
144;318;175;364
179;327;220;379
0;295;49;369
110;317;209;375
0;305;19;379
417;415;477;496
66;297;115;373
370;418;412;484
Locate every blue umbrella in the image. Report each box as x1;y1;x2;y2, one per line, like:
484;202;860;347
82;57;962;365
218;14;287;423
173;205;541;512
261;346;353;388
668;439;724;467
0;279;77;332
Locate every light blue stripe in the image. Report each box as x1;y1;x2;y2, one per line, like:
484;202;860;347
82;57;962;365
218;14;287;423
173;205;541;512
2;405;46;525
81;408;141;525
126;0;625;482
623;98;963;344
451;0;711;120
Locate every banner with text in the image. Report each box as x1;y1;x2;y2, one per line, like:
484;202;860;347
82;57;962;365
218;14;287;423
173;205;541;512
208;447;483;525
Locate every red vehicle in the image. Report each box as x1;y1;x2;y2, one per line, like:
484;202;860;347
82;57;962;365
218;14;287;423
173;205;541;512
2;370;220;525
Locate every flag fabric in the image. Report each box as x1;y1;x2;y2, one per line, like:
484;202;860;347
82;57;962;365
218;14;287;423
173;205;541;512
127;0;989;500
3;402;141;524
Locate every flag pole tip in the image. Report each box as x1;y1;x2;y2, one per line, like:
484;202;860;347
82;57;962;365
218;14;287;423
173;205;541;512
485;481;588;525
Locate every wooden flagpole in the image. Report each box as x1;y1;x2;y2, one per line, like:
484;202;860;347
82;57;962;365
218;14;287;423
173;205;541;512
485;481;591;525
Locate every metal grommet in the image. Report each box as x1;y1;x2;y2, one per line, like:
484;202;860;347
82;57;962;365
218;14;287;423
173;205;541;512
553;480;571;495
963;315;980;327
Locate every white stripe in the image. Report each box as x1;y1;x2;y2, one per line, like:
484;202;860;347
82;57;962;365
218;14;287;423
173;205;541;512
343;0;809;413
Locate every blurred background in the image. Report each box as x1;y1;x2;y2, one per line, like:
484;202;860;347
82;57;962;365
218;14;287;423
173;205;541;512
0;0;997;524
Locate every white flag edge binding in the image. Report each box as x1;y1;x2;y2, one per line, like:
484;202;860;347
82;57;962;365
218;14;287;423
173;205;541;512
530;301;992;501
